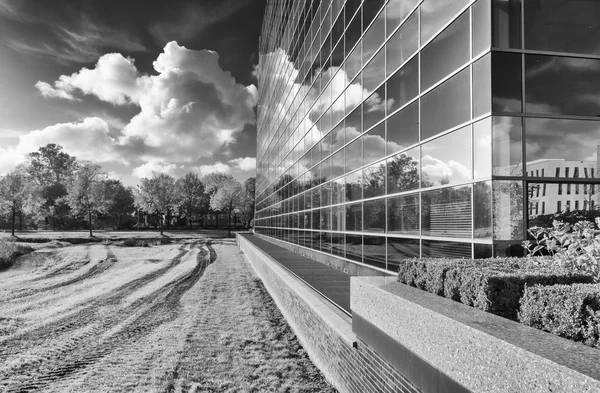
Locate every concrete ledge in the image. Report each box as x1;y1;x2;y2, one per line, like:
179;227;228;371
352;277;600;393
253;232;392;277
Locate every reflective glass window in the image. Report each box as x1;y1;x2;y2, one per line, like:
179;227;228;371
474;181;492;239
345;8;362;59
345;234;362;262
421;68;471;140
321;207;332;231
524;0;600;56
386;56;419;114
525;118;600;179
387;147;420;194
387;237;420;270
363;161;386;198
386;12;418;77
332;177;345;205
473;0;492;56
385;0;419;38
345;170;362;202
422;240;472;258
311;208;321;229
332;149;345;178
387;194;420;235
492;52;522;113
525;55;600;118
332;122;345;151
363;3;386;64
492;180;523;240
473;117;492;179
346;202;363;231
345;137;362;172
345;41;362;81
321;231;332;253
422;185;472;238
363;123;386;166
320;182;332;206
386;101;419;154
421;125;472;188
421;0;470;44
492;0;521;49
362;47;386;91
421;11;470;92
473;53;491;118
332;204;346;231
492;116;522;176
363;200;386;232
363;235;386;269
363;85;386;132
332;232;345;257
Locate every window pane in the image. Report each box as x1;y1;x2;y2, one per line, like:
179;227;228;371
332;149;345;178
345;170;362;201
421;0;470;44
474;181;493;239
386;56;419;114
421;11;470;92
385;0;419;38
473;0;492;55
387;194;420;235
345;137;362;172
493;116;522;176
345;234;363;262
363;85;386;132
422;240;472;258
387;147;420;194
493;180;523;240
386;101;419;154
473;117;492;179
332;204;346;231
332;232;345;257
345;7;362;58
421;68;471;140
421;125;472;188
473;53;491;118
362;48;386;91
525;118;600;179
321;231;332;253
387;237;420;271
363;235;386;268
524;0;600;56
492;0;521;49
363;161;386;199
346;202;363;232
363;123;386;166
525;55;600;118
386;12;418;76
492;52;522;113
364;200;386;232
332;178;345;205
422;185;472;238
363;3;386;64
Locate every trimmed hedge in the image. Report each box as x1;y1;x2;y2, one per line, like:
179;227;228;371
519;284;600;348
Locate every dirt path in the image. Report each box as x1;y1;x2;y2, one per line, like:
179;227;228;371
0;240;335;393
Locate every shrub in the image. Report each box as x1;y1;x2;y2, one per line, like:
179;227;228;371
519;283;600;348
0;240;34;270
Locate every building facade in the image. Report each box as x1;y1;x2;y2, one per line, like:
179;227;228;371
254;0;600;272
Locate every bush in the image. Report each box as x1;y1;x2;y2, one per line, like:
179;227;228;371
0;240;34;270
519;283;600;348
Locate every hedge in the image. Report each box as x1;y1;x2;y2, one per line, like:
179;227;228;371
0;240;33;270
519;283;600;348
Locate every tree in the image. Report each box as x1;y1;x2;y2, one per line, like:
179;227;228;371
65;162;109;237
240;177;256;228
104;180;136;229
0;167;30;236
138;173;179;235
176;172;207;228
203;172;243;236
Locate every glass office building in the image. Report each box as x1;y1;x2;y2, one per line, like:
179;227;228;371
254;0;600;272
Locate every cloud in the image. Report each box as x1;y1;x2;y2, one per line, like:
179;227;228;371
35;81;77;100
421;155;471;184
133;160;178;178
229;157;256;171
196;162;232;177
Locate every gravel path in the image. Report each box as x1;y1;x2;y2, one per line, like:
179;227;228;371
0;240;335;393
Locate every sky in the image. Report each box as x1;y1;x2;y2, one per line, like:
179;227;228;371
0;0;266;185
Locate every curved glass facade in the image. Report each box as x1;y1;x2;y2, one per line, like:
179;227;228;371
254;0;600;271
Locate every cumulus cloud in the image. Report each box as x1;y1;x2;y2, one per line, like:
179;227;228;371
229;157;256;171
133;159;178;178
196;162;232;177
35;81;77;100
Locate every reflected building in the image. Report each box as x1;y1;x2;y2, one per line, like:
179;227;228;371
254;0;600;270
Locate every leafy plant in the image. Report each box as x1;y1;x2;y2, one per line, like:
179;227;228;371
523;219;600;279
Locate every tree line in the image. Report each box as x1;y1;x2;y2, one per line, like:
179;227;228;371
0;144;255;237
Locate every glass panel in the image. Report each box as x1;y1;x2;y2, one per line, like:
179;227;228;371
387;147;420;194
422;240;472;258
345;137;362;172
321;231;332;253
332;177;346;204
386;12;418;76
524;0;600;56
345;170;362;202
474;243;493;258
421;68;471;140
364;199;386;232
386;101;419;154
311;231;321;250
422;185;472;238
362;48;386;91
474;181;493;239
493;180;523;240
321;207;331;231
492;0;521;49
421;125;472;188
473;117;492;179
473;53;491;117
363;123;386;166
421;0;470;44
385;0;419;38
473;0;492;56
345;103;362;131
421;11;470;92
363;85;386;132
332;204;346;231
387;237;420;271
345;40;362;81
525;118;600;179
345;234;363;262
363;235;387;269
320;182;332;206
386;56;419;114
346;202;363;231
345;7;362;59
525;55;600;118
311;209;321;229
492;52;522;113
363;3;386;64
492;116;522;176
363;161;386;198
331;232;345;257
387;194;420;235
